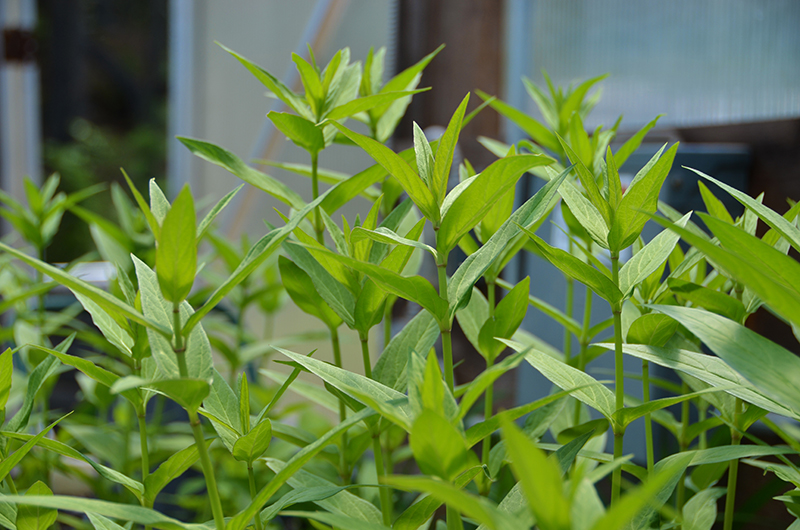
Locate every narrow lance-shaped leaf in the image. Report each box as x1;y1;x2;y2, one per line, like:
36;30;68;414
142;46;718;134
438;154;554;253
329;122;439;222
521;226;623;306
177;137;305;210
447;165;570;318
431;94;470;204
155;186;196;303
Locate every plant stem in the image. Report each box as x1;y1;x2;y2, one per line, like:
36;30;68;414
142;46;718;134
699;405;707;450
723;398;743;530
360;333;372;379
331;326;349;483
173;302;188;376
311;151;324;244
138;412;150;482
676;382;691;516
437;261;454;393
189;410;226;530
643;360;654;474
611;251;625;505
383;299;393;348
373;435;392;526
481;356;494;472
573;287;593;424
447;505;464;530
248;464;264;530
564;277;574;362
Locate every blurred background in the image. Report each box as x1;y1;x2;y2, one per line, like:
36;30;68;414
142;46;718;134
1;1;799;524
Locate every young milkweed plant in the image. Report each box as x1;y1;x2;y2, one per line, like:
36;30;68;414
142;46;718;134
2;41;800;530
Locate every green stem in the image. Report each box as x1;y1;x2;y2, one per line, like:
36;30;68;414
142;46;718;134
331;326;349;483
447;505;464;530
383;299;394;349
564;277;574;362
360;334;372;379
573;287;593;424
677;382;690;514
138;413;150;482
723;398;743;530
437;260;455;393
173;302;188;377
311;151;324;244
189;410;225;530
699;405;707;450
481;357;494;473
643;360;654;475
611;251;625;505
248;464;264;530
487;281;496;319
373;435;392;526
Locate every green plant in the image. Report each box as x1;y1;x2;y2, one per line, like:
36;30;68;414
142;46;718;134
2;42;800;530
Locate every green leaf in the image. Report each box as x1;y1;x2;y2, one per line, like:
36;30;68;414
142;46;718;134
589;453;693;530
393;468;482;530
203;369;243;451
0;348;12;411
682;488;725;530
448;166;569;318
146;378;210;413
502;420;571;530
330;122;439;222
283;242;355;328
618;212;690;297
521;228;622;305
257;486;350;525
143;443;198;505
219;42;313;120
410;409;476;481
0;496;191;530
507;340;616;421
616;386;732;429
608;143;678;251
558;181;609;248
1;430;143;497
667;278;746;323
86;513;126;530
649;305;800;417
614;115;662;167
178;137;305;210
28;344;141;409
133;256;213;380
373;310;440;392
698;181;734;224
228;408;375;530
456;287;489;352
431;94;470;204
292;242;449;326
478;278;530;361
0;241;169;336
275;347;414;429
626;313;678;347
16;482;57;530
559;74;608;126
120;169;160;237
232;419;272;463
326;89;429;121
476;90;559;153
280;512;390;530
267;111;324;153
604;343;796;420
279;255;342;329
1;415;67;483
692;168;800;253
351;225;437;260
155;182;195;297
413;122;435;188
438;154;553;252
149;179;170;225
264;459;382;523
649;213;800;329
558;137;612;226
196;184;243;240
184;192;326;335
72;291;134;357
383;475;527;530
7;339;66;432
257;160;380;202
